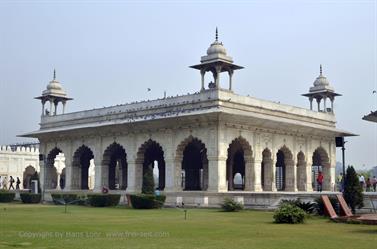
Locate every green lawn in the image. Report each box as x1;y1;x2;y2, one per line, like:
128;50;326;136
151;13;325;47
0;203;376;249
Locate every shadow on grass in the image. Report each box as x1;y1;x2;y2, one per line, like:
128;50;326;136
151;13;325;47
0;241;32;247
350;229;377;234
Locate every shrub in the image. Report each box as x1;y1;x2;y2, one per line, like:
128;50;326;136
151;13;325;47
344;166;364;213
221;198;244;212
314;196;339;215
20;193;41;204
280;199;316;214
129;194;166;209
296;201;316;214
155;195;166;208
0;190;15;203
51;193;82;205
273;203;306;224
87;194;120;207
142;165;155;194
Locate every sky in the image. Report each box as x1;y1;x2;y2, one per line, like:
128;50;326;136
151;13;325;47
0;0;376;170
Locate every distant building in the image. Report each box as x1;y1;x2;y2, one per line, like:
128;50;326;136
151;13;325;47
0;144;94;190
0;145;40;189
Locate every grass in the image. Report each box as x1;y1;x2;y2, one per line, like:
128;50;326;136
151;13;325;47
0;203;376;249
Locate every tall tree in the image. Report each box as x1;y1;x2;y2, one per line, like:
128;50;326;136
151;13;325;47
343;166;364;213
142;165;155;194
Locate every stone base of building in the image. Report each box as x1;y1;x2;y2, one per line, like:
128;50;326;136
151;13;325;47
35;190;377;212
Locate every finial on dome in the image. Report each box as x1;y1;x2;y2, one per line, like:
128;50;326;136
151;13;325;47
319;64;322;76
53;69;56;80
215;27;218;42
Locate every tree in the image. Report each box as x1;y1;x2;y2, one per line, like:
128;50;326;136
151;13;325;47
142;165;155;194
343;166;363;213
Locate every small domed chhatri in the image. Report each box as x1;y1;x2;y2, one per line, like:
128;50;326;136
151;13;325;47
311;65;333;91
191;28;243;91
302;65;341;113
206;29;227;56
43;70;67;96
35;70;73;116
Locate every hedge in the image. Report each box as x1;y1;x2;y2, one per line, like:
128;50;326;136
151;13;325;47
0;191;15;203
87;194;120;207
20;193;41;204
129;194;166;209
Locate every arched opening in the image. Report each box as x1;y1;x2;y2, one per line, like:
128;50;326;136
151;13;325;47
72;145;94;190
261;148;272;191
46;148;62;190
137;140;165;190
23;165;36;189
275;146;293;191
296;151;306;191
226;137;252;191
312;147;330;191
103;143;127;190
179;137;208;191
275;150;286;191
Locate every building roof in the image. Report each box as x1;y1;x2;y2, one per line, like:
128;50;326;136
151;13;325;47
362;110;377;123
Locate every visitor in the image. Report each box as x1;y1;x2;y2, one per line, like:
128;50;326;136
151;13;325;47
359;174;365;191
16;177;21;190
337;173;343;192
316;171;324;192
2;176;7;190
9;176;15;190
372;176;377;192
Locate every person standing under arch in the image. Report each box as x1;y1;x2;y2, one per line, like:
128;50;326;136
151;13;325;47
316;171;324;192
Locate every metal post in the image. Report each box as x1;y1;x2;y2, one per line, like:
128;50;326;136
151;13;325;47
342;141;346;188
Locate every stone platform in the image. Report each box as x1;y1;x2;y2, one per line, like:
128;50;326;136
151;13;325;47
38;190;377;212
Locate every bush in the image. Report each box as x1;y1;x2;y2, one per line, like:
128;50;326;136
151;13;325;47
20;193;41;204
273;203;306;224
314;196;339;215
0;191;15;203
221;198;244;212
344;166;364;213
51;193;83;205
280;199;316;214
129;194;166;209
87;194;120;207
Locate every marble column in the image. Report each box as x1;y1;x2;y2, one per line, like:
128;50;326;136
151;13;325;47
251;158;263;191
200;70;205;92
94;160;104;192
305;158;313;192
64;160;73;191
228;70;233;91
127;159;142;193
165;156;182;192
284;158;297;192
207;156;227;192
